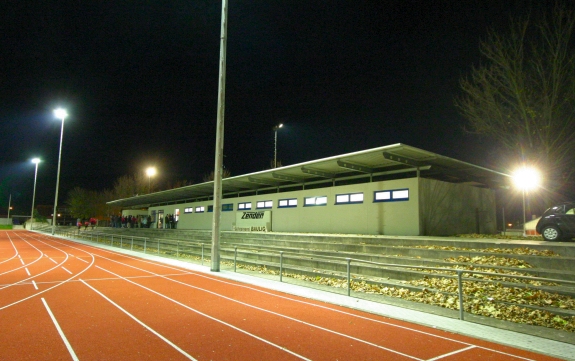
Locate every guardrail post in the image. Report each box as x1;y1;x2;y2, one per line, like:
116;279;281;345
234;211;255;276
157;239;160;254
201;243;204;265
130;237;133;251
457;270;465;320
234;246;237;272
177;241;179;258
346;258;351;296
144;238;147;253
280;251;284;282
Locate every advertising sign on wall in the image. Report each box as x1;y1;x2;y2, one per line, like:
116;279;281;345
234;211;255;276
233;211;271;232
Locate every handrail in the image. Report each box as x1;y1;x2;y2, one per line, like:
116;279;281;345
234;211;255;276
53;228;575;323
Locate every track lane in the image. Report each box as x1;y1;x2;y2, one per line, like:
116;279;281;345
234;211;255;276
0;232;566;361
40;280;196;361
91;252;553;361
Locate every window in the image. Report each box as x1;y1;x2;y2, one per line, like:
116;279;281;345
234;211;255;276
222;203;233;212
184;208;193;214
256;200;273;209
304;196;328;206
374;188;409;202
207;205;213;212
335;192;364;205
238;202;251;210
278;198;297;208
195;206;205;213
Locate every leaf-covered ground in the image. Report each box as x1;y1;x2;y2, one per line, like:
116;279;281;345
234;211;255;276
218;254;575;333
105;239;575;333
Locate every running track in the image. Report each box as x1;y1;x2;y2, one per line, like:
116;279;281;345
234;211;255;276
0;230;567;360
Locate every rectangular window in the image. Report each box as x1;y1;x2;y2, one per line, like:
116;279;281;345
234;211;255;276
278;198;297;208
195;206;205;213
256;200;273;209
238;202;251;210
304;196;328;206
222;203;233;212
184;207;193;214
335;192;364;205
207;205;213;212
374;188;409;202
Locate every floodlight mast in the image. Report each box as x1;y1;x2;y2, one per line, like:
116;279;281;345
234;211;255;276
52;108;68;235
30;158;41;230
211;0;229;272
512;166;540;237
273;123;283;168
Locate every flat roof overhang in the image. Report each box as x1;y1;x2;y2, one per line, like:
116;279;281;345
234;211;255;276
107;143;511;209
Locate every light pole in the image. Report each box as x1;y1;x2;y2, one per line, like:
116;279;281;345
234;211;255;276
52;108;68;235
273;123;283;168
146;167;156;193
30;158;40;230
512;166;540;237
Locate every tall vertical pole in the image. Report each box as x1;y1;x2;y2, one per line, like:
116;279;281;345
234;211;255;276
211;0;229;272
30;160;40;230
52;116;65;235
522;189;527;237
274;129;278;168
7;194;11;219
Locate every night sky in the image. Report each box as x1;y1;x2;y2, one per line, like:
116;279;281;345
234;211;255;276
0;0;557;215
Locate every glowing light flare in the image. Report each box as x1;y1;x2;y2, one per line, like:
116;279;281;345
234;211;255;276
146;167;157;177
31;158;41;164
512;166;541;191
53;108;68;121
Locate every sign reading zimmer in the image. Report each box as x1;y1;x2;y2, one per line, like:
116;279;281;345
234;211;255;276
233;211;271;232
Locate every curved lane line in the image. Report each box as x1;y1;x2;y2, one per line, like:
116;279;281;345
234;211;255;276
93;265;313;361
0;240;95;311
0;232;19;265
0;236;44;277
0;236;69;290
80;279;197;361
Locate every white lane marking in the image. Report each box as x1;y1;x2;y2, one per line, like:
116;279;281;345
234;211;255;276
20;258;25;265
427;345;476;361
49;257;58;264
25;268;31;276
41;298;79;361
80;279;197;361
98;256;421;360
94;266;313;361
32;280;38;290
62;267;73;275
0;252;94;311
82;245;539;361
0;233;19;265
76;257;89;263
0;236;44;276
42;235;549;361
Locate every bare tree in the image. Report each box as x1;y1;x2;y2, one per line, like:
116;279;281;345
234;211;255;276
456;5;575;189
202;169;231;182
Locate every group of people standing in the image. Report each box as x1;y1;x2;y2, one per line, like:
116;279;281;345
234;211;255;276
110;214;152;228
162;214;177;229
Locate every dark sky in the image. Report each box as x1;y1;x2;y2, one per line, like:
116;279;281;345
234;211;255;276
0;0;557;214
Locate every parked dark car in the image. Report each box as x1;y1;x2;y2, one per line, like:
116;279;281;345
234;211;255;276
536;202;575;241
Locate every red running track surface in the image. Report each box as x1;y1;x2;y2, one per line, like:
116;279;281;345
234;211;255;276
0;230;564;360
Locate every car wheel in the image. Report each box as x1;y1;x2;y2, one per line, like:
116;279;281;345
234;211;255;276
542;225;561;241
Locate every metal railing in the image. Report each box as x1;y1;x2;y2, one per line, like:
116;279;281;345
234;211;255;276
56;229;575;322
